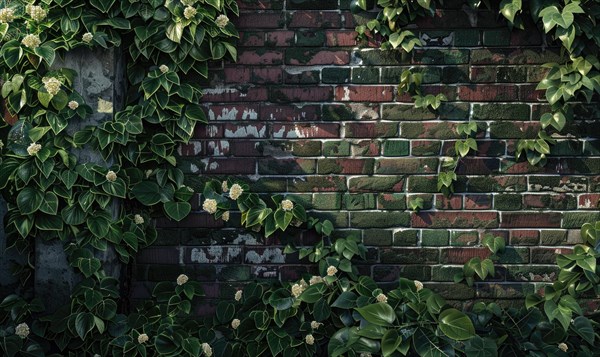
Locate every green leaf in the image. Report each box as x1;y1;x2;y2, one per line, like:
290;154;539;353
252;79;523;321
2;40;23;69
216;301;235;324
182;338;201;357
438;308;475;340
34;45;56;66
164;201;191;221
355;303;396;327
499;0;522;24
39;192;59;215
75;312;95;339
77;257;101;278
102;178;126;198
166;22;184;43
87;212;112;238
132;181;162;206
17;187;45;215
332;291;358;309
62;204;86;225
382;330;402;356
573;316;595;344
464;335;498;357
298;283;327;303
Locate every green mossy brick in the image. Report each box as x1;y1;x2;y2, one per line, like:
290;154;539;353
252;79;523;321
430;283;476;299
288;176;347;192
312;193;342;210
353;49;411;65
473;104;530;120
323;141;350;156
363;229;393;246
311;211;348;227
540;230;567;245
375;158;439;174
377;193;407;210
442;66;469;83
494;194;522;210
331;229;362;240
292;141;321;156
348;176;405;192
450;231;479;246
287;194;313;209
394;230;418;246
344;193;376;210
583;140;600;155
351;212;411;228
562;212;600;229
497;67;528;82
407;176;438;193
382;104;437;121
497;247;530;264
218;266;251;281
528;176;587;192
258;159;316;175
431;266;464;282
317;158;374;175
483;28;511;46
351;140;381;156
401;122;462;139
422;230;449;246
322;68;350;84
467;176;527;192
295;30;326;46
381;67;441;84
550;141;583;156
476;283;535;299
438;103;470;120
505;265;560;282
454;29;480;46
383;140;410;156
352;67;380;84
373;265;432;281
413;49;470;64
380;248;439;264
412;141;441;156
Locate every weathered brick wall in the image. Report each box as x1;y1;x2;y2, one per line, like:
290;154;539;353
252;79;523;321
133;0;600;308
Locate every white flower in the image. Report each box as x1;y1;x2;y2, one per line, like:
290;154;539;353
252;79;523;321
291;283;305;298
201;342;213;357
82;32;93;43
138;333;149;343
184;6;197;19
326;266;337;276
145;169;153;178
281;199;294;211
309;276;323;285
231;318;240;329
221;181;228;192
299;279;308;288
0;139;4;149
27;5;47;22
414;280;423;292
376;293;388;303
68;101;79;110
15;323;29;339
222;211;230;222
215;14;229;28
558;343;568;352
177;274;189;285
234;290;242;301
310;321;322;329
159;64;169;73
134;214;144;225
360;353;372;357
229;184;243;200
22;34;41;49
0;8;15;23
305;334;315;345
105;170;117;182
27;142;41;156
202;199;217;214
42;77;61;95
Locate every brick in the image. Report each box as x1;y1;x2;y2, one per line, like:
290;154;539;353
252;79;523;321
482;28;511;46
435;195;462;210
440;248;490;264
344;193;376;210
238;50;283;65
522;194;576;210
348;176;405;192
455;158;499;175
382;104;437;121
288;176;347;192
323;141;350;156
450;231;479;246
442;66;469;83
422;230;449;246
528;176;587;192
295;30;326;46
318;158;374;174
431;266;464;282
351;212;410;228
353;49;410;65
224;124;267;138
510;230;539;246
494;194;522;210
351;140;381;156
464;195;492;210
326;30;357;46
269;86;333;102
562;212;600;229
312;193;342;210
477;283;534;299
470;48;562;65
578;194;600;209
500;213;562;228
377;193;407;210
467;176;527;192
286;48;349;65
407;176;438;193
412;49;469;64
258;158;316;175
540;230;567;245
412;212;498;228
283;69;316;84
373;265;431;281
375;158;438;174
363;230;393;246
266;31;295;46
237;12;286;29
202;87;268;102
531;248;568;264
322;68;350;84
345;122;398;138
261;104;320;121
459;85;518;101
288;11;342;28
335;85;394;102
272;123;340;138
311;211;348;227
352;67;380;84
394;230;418;246
411;140;441;156
381;248;439;264
291;140;322;156
287;0;338;10
472;104;530;120
505;265;559;282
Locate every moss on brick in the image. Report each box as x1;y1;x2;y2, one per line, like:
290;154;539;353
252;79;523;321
450;231;479;246
407;176;439;193
344;193;376;210
322;68;350;84
562;212;600;229
351;212;411;228
494;194;522;210
473;104;530;120
422;230;449;246
352;67;380;84
363;229;393;246
377;193;407;210
312;193;342;210
323;141;350;156
394;230;418;246
383;140;410;156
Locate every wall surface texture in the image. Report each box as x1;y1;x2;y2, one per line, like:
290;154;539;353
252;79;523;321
133;0;600;310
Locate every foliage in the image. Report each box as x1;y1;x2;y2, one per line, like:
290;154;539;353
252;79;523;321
454;233;506;287
438;121;479;196
397;69;447;110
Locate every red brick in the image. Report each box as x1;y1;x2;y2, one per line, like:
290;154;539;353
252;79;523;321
464;195;493;210
287;50;349;65
199;158;256;174
270;86;333;102
229;141;262;157
266;31;295;46
440;248;491;264
224;68;251;83
288;11;342;28
202;87;268;102
239;32;265;46
260;104;320;121
335;85;394;102
458;85;518;101
238;50;283;65
271;123;340;138
194;124;223;139
326;30;357;46
412;212;498;228
205;140;230;156
500;213;562;228
238;0;282;10
317;158;374;174
224;123;267;138
205;104;260;121
236;12;285;29
518;84;545;101
510;230;539;245
345;122;398;138
252;68;283;84
456;158;499;175
578;194;600;209
436;195;462;209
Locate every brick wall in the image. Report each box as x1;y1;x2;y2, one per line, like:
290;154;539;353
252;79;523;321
133;0;600;308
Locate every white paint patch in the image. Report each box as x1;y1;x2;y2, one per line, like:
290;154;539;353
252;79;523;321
232;233;260;245
349;103;379;120
245;248;285;264
204;85;238;95
189;247;242;263
214;107;239;121
341;86;351;101
242;108;258;120
208;140;230;156
207;125;219;138
190;164;199;173
97;98;113;113
225;125;265;138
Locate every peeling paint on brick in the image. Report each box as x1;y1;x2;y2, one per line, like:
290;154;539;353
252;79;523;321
245;248;285;264
190;247;242;264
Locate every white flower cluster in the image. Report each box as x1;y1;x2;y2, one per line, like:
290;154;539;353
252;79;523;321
310;321;322;329
221;211;230;222
202;198;217;214
68;101;79;110
176;274;189;285
558;343;568;352
159;64;169;73
376;293;387;303
22;34;41;49
82;32;93;43
215;14;229;28
0;8;15;23
231;318;240;329
27;142;41;156
326;265;337;276
229;184;243;200
414;280;423;292
42;76;61;95
201;342;212;357
305;334;315;345
0;139;4;149
234;289;242;301
134;214;144;225
281;199;294;211
138;333;149;343
26;5;47;22
184;6;197;19
106;170;117;182
291;283;305;298
308;275;323;285
15;323;29;339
